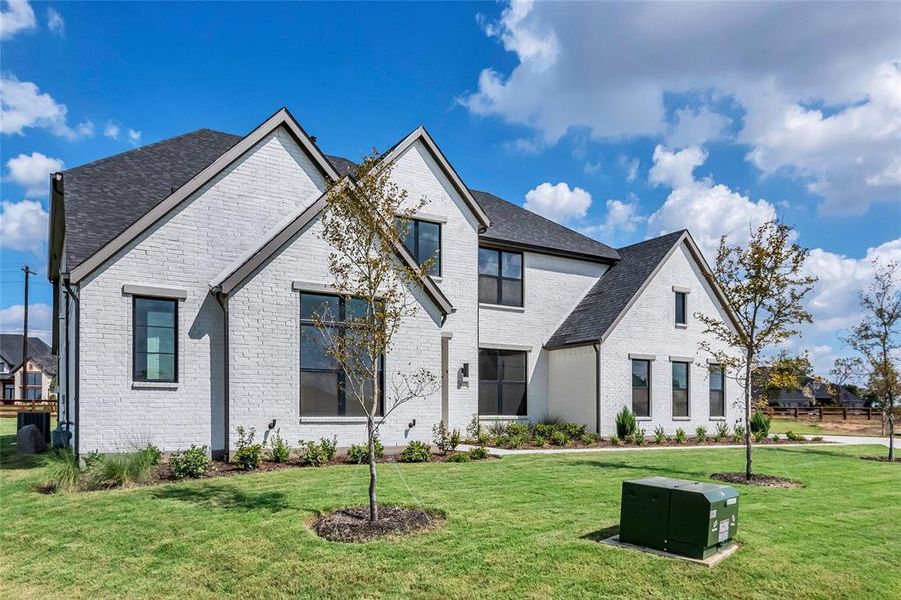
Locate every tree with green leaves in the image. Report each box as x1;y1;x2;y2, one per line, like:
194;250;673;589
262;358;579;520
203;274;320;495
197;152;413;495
314;152;439;521
828;356;863;406
696;220;817;479
845;260;899;461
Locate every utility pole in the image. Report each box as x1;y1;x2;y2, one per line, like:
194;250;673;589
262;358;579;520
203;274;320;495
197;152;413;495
20;265;35;404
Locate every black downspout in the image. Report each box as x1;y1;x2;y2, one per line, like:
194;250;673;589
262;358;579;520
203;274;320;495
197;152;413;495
63;290;70;430
63;277;79;457
594;342;601;436
214;292;229;462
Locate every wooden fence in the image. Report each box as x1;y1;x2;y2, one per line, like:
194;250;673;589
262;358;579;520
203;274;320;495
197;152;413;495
770;406;893;421
0;401;57;418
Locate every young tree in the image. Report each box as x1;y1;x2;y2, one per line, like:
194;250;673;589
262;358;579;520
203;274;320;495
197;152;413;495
846;261;900;460
828;356;863;406
314;152;438;522
696;220;817;479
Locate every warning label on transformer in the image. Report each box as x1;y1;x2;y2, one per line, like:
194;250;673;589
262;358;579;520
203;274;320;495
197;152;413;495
718;519;730;542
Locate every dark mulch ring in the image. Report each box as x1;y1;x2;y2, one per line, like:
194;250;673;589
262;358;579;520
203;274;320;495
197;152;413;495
710;472;802;488
860;455;900;463
312;505;444;542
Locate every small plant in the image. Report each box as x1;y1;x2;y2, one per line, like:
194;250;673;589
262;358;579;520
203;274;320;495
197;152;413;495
143;444;162;466
466;414;481;441
771;434;781;442
674;427;687;444
785;430;805;442
346;439;384;464
487;422;508;437
653;425;666;444
811;436;823;442
468;446;489;460
299;438;336;467
629;428;646;446
609;434;622;446
533;434;547;448
504;434;527;449
83;450;103;470
432;421;461;454
580;433;598;446
694;426;708;442
233;426;263;471
615;406;637;438
732;424;746;443
320;436;337;461
169;445;210;479
551;430;570;447
446;452;470;463
266;429;290;463
477;430;491;446
750;410;771;435
753;429;766;443
400;440;431;463
507;423;530;438
91;450;157;488
714;422;730;441
40;448;82;493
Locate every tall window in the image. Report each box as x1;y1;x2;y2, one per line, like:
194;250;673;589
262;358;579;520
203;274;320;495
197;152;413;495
709;365;725;417
631;359;651;417
4;384;14;399
478;248;523;306
299;293;383;417
478;349;527;416
675;291;687;325
25;388;42;400
25;372;41;385
672;361;689;417
400;218;441;276
133;297;177;382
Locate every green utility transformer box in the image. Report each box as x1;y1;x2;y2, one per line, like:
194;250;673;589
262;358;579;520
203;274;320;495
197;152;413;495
619;477;739;559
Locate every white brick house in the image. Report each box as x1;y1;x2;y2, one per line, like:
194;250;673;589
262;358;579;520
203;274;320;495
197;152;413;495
47;108;744;456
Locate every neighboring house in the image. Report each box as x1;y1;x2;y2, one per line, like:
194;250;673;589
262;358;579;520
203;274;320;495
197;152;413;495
47;108;744;456
0;334;56;402
768;377;865;408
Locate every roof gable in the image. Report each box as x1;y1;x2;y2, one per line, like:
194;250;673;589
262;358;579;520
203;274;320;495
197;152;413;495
0;334;55;375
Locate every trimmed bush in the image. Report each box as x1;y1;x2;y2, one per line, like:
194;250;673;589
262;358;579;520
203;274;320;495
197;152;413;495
580;433;598;446
674;428;687;444
615;406;637;438
695;426;708;442
653;426;666;444
400;441;431;463
320;437;337;461
299;438;337;467
750;411;771;435
169;445;210;479
713;422;730;441
551;430;570;447
346;439;384;464
266;430;291;463
234;426;263;471
770;434;780;442
468;446;489;460
446;452;470;463
785;430;805;442
41;448;82;493
533;434;547;448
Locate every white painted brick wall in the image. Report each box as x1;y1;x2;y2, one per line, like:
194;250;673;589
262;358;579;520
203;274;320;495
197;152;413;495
598;242;743;437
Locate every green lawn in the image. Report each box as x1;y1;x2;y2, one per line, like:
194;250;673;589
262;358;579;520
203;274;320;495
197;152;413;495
769;418;893;437
1;420;899;599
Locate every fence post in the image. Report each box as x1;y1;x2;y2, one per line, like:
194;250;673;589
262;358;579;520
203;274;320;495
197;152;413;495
843;408;847;420
794;407;798;419
867;408;871;420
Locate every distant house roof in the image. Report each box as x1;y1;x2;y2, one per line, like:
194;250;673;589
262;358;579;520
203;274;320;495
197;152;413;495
0;335;55;375
546;230;687;349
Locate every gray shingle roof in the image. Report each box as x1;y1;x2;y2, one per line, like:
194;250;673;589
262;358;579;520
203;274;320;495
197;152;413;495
0;334;56;375
546;230;686;349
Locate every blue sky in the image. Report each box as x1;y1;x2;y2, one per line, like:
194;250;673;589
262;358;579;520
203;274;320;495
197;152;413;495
1;1;899;375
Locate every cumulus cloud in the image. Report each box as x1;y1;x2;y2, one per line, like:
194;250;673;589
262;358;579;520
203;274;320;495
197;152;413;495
0;303;52;344
103;121;142;145
0;75;94;139
0;0;35;40
0;199;48;254
463;1;900;213
5;152;63;197
45;7;63;36
619;156;639;183
646;145;776;258
581;198;644;238
523;181;592;224
103;121;121;140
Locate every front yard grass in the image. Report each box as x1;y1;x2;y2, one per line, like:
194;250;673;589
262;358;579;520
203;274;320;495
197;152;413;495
1;420;899;599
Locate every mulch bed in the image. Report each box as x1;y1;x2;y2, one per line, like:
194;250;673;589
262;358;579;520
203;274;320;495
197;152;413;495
710;472;802;488
487;436;825;451
860;455;900;463
312;505;443;542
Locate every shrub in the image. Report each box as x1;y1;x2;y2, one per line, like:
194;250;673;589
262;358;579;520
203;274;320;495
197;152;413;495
533;435;547;448
609;434;622;446
487;422;508;437
785;430;805;442
615;406;637;438
531;423;555;439
446;452;470;463
653;426;666;444
346;439;384;464
91;450;157;488
83;450;103;470
468;446;489;460
629;428;646;446
504;434;527;449
466;414;481;440
674;428;687;444
300;438;336;467
580;433;598;446
266;429;291;463
750;411;771;435
558;422;587;439
551;430;570;447
320;436;337;461
694;426;708;442
811;436;824;442
432;421;461;454
143;444;162;466
400;440;431;463
477;431;491;446
41;448;82;493
169;445;210;479
507;423;530;438
233;426;263;471
732;424;746;443
770;434;780;443
714;422;730;441
753;429;766;443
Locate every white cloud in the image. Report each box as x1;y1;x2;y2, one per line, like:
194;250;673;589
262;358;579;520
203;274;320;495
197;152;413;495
126;128;141;144
646;145;776;258
581;198;644;238
0;303;52;344
463;2;900;212
0;75;94;139
0;199;48;254
583;161;601;176
103;121;121;140
45;7;63;36
619;156;639;183
523;181;592;224
0;0;35;40
5;152;63;197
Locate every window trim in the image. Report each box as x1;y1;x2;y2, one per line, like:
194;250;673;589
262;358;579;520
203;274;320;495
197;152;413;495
631;358;652;418
671;360;690;418
675;291;687;325
299;293;385;418
400;217;442;277
478;247;524;307
478;347;528;417
132;295;178;383
709;364;725;418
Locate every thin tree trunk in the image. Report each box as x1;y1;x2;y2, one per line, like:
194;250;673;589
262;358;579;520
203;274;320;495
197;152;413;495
368;414;378;522
744;351;753;480
888;406;895;462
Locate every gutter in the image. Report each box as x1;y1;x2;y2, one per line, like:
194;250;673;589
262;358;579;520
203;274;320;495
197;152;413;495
593;342;601;436
213;291;230;462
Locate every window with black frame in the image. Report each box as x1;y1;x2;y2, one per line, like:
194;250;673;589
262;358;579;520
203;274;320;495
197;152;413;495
478;348;527;416
299;292;384;417
631;359;651;417
133;297;177;382
478;247;523;306
672;361;689;417
675;291;687;325
399;218;441;276
709;365;725;417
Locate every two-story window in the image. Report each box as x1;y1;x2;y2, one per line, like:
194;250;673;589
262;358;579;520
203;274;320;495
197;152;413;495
478;349;527;416
709;365;725;417
478;248;523;306
675;290;687;325
399;218;441;276
25;371;42;386
299;293;384;417
672;361;689;417
133;297;178;382
631;359;651;417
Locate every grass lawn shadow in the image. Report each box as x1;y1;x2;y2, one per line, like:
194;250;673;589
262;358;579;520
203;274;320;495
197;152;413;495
568;459;704;479
150;483;291;512
581;524;619;542
0;433;44;470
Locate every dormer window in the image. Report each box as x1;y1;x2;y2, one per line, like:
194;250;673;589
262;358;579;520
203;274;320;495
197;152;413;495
399;218;441;277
